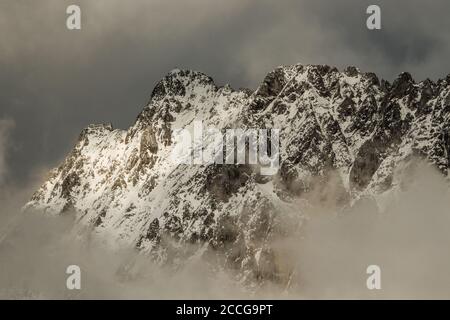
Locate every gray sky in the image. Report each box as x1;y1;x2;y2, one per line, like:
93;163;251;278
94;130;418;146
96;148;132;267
1;0;450;188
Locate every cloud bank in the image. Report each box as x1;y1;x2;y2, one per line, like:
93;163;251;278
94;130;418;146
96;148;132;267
1;0;450;185
1;161;450;299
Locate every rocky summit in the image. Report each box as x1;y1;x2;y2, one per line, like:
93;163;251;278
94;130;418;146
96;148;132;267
26;64;450;287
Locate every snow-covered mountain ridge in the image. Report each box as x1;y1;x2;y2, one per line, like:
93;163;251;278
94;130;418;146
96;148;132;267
26;64;450;285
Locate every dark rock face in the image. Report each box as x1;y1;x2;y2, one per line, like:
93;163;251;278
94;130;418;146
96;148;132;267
204;165;251;202
391;72;414;98
27;64;450;287
60;172;80;199
250;67;291;112
337;97;356;119
350;140;384;190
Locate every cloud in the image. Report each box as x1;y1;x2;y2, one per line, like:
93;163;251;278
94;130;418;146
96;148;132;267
0;118;15;185
1;0;450;190
293;161;450;299
1;161;450;299
0;209;252;299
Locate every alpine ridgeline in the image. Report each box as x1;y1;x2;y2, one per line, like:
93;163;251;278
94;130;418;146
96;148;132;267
26;64;450;287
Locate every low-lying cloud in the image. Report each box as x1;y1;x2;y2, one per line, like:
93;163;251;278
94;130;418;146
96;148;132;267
295;163;450;299
1;161;450;299
0;118;15;186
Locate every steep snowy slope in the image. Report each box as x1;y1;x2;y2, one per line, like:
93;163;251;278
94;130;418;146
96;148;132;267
26;65;450;285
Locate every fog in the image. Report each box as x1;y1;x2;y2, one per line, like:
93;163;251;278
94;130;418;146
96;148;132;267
0;161;449;299
295;163;450;299
0;211;250;299
0;118;15;186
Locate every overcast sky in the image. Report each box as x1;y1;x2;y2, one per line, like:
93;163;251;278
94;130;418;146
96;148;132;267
1;0;450;189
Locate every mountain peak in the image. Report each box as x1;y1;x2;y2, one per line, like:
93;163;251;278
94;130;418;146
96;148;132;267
27;63;450;288
344;66;361;77
78;123;113;140
150;68;217;102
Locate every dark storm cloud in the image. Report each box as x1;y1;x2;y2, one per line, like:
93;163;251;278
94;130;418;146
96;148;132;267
1;0;450;189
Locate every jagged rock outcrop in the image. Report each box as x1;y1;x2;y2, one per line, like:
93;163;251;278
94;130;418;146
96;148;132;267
26;65;450;286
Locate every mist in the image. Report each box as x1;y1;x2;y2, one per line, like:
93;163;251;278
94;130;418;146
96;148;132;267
295;162;450;299
0;160;449;299
0;211;251;299
0;118;15;186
